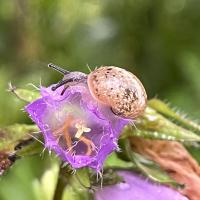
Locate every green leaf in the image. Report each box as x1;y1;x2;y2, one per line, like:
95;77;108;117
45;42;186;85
104;152;134;169
91;168;124;187
0;155;51;200
16;138;44;157
131;153;179;186
0;124;39;153
0;124;42;175
33;160;60;200
76;168;91;188
8;83;40;103
123;139;180;187
88;152;135;187
121;99;200;142
148;99;200;134
125;106;200;142
62;168;92;200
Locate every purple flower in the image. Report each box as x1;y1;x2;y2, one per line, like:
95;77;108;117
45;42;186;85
95;171;188;200
25;83;130;171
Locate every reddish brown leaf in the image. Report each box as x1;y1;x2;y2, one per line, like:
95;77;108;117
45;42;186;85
130;137;200;200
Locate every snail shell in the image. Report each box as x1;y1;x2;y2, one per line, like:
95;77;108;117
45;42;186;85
87;66;147;119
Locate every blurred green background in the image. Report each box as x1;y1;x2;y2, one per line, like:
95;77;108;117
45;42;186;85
0;1;200;199
0;0;200;125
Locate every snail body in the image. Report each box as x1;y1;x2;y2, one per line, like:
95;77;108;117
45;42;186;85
48;64;147;119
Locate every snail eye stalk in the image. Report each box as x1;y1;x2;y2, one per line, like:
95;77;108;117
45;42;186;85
48;63;70;75
51;78;74;91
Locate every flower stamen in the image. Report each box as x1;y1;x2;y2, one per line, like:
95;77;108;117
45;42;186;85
79;135;96;156
74;121;91;138
53;115;95;156
74;121;96;156
53;115;73;152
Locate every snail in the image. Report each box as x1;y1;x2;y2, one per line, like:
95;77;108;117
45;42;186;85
48;63;147;119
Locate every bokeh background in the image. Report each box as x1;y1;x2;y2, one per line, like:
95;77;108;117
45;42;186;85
1;0;200;125
0;1;200;199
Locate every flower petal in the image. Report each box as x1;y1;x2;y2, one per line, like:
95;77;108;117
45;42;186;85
25;84;129;170
95;171;188;200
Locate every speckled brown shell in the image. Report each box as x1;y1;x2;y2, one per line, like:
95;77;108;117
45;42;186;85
87;66;147;119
